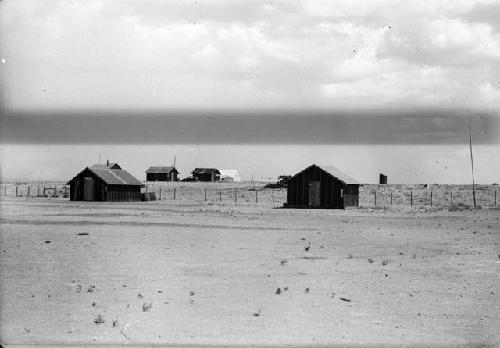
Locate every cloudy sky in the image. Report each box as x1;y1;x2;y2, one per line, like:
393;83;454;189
2;0;500;110
0;0;499;183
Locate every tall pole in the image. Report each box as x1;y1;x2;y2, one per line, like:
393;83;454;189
469;123;476;208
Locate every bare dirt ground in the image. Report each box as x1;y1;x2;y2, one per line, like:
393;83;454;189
0;197;499;346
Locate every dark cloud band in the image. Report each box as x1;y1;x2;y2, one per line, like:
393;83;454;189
0;110;498;145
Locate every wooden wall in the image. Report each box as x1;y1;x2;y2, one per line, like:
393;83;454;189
69;168;141;202
146;172;177;182
107;185;141;201
287;165;346;209
69;168;107;201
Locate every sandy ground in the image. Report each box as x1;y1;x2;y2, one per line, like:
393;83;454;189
0;197;499;346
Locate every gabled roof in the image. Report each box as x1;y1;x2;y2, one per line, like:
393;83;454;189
145;166;178;174
192;168;220;175
68;166;143;186
292;164;359;185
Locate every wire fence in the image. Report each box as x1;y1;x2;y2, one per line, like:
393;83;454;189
359;184;498;209
1;183;498;209
0;184;69;198
144;185;287;207
0;183;287;207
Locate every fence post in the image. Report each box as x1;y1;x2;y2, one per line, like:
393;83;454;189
204;188;207;202
495;190;497;206
374;191;377;206
4;185;6;196
255;190;258;203
37;186;40;197
430;191;433;207
159;188;162;200
27;185;30;197
219;190;222;202
390;191;392;206
234;188;237;203
450;191;453;206
54;185;57;198
173;188;176;200
16;185;18;197
410;191;413;206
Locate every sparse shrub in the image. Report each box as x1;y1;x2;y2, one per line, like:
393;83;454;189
142;302;152;312
382;259;389;266
94;314;105;325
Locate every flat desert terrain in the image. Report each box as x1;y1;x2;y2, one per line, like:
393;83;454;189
0;196;499;346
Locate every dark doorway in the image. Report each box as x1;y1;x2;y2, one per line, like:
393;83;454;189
308;181;321;207
84;177;94;201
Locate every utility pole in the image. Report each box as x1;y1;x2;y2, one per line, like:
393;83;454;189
469;123;476;208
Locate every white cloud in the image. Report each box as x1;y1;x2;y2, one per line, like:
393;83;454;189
1;0;500;110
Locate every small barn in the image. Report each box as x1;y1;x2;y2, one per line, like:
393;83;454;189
67;164;143;201
191;168;220;182
145;166;179;182
220;170;242;182
286;164;360;209
379;173;388;184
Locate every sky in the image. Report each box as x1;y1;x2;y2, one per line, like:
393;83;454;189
0;0;499;183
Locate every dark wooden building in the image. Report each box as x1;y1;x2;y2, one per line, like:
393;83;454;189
191;168;220;182
67;163;143;202
286;164;360;209
379;173;388;184
145;166;179;182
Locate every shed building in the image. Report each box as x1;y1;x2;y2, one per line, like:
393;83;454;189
379;173;388;184
145;166;179;182
220;170;242;182
191;168;221;182
68;164;143;201
286;164;360;209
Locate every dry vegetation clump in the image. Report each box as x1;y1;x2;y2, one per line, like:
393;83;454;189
93;314;105;325
142;303;152;312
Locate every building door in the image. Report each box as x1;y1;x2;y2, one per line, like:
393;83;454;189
309;181;321;207
83;177;94;201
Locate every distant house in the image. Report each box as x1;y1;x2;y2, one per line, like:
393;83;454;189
191;168;220;182
286;164;360;209
220;170;241;182
67;163;142;201
145;166;179;182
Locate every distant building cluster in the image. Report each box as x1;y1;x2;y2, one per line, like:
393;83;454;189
67;160;364;209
